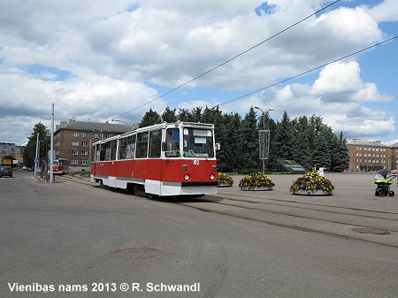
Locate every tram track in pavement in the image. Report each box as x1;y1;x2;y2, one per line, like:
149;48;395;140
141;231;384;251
212;191;398;216
191;194;398;233
56;174;398;249
179;195;398;249
208;192;398;225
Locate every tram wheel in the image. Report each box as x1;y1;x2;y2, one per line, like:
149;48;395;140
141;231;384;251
133;184;140;196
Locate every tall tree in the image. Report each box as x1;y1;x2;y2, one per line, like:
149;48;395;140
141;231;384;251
139;108;162;127
292;116;311;170
274;111;294;160
161;106;178;123
333;131;350;172
238;107;259;172
191;107;202;122
219;113;241;172
177;108;192;122
312;132;332;168
23;123;50;168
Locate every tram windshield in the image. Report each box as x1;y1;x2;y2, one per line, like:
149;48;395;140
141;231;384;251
183;128;214;158
165;128;180;157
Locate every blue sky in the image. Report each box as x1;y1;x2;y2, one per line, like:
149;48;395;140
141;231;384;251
0;0;397;145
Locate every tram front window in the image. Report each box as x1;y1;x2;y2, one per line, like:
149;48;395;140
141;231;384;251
183;128;214;158
165;128;180;157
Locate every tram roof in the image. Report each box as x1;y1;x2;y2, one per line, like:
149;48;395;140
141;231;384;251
92;121;214;145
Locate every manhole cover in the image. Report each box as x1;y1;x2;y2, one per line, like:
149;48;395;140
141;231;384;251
352;227;390;235
113;248;162;259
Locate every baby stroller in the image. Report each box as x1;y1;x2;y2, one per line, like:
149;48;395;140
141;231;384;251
374;169;397;197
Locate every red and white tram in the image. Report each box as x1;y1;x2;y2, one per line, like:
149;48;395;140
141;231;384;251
91;122;218;197
50;158;70;174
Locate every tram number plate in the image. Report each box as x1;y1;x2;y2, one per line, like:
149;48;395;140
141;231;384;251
193;159;200;165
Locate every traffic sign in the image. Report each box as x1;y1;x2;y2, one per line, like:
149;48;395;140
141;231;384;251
34;157;39;163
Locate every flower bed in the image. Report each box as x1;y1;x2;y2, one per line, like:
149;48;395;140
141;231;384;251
239;172;275;191
217;172;233;187
290;172;334;195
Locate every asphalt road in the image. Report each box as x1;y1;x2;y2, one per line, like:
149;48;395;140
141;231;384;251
1;170;398;298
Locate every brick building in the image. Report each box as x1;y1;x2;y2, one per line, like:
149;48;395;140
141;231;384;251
391;142;398;170
54;119;131;172
346;139;393;172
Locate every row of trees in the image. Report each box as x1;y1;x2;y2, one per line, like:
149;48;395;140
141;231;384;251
139;106;350;172
23;123;50;168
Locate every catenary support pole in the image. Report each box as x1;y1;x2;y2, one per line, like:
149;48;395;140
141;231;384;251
34;132;39;176
50;103;54;183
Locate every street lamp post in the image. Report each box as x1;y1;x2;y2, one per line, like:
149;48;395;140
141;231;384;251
254;106;274;174
111;119;134;129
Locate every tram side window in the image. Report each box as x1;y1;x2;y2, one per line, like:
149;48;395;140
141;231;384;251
104;142;112;161
149;130;162;158
136;132;148;158
165;128;180;157
91;145;96;162
100;144;106;161
95;145;101;161
126;135;136;159
110;140;117;160
119;138;127;159
119;136;136;159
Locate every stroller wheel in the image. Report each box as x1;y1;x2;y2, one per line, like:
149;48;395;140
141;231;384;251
375;190;380;196
389;191;395;197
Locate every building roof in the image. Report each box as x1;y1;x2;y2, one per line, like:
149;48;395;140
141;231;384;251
346;138;389;148
56;121;131;134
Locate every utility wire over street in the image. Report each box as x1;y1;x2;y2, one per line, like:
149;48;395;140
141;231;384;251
113;0;341;119
216;35;398;107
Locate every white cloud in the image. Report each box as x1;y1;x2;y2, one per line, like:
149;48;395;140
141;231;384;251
0;0;396;144
312;61;392;102
226;61;395;138
366;0;398;22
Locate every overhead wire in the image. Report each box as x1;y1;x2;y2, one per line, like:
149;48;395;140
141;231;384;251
113;0;341;119
216;35;398;107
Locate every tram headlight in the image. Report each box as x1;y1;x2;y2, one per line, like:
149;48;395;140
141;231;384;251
184;174;190;181
210;174;215;180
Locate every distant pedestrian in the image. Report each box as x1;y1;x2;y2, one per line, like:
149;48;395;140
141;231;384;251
312;164;317;172
317;165;326;177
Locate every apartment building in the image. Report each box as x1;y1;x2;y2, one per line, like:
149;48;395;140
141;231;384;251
54;119;131;172
346;139;393;172
0;142;25;164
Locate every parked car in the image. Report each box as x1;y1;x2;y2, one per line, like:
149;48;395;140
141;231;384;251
0;166;13;177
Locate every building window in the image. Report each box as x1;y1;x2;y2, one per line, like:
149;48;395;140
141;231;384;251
82;141;88;147
81;150;88;156
71;160;79;165
81;160;88;165
95;133;101;139
82;132;88;138
73;132;79;137
72;141;79;146
72;150;79;155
